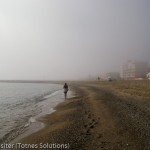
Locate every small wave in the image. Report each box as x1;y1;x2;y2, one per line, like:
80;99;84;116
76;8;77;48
29;117;36;123
24;117;36;128
31;90;61;104
0;125;25;144
43;90;61;99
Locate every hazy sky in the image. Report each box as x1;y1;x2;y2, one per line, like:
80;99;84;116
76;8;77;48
0;0;150;80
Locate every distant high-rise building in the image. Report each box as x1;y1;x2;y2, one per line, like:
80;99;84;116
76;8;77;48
120;61;150;79
147;72;150;79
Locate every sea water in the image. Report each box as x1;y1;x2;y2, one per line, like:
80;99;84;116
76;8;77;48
0;82;70;143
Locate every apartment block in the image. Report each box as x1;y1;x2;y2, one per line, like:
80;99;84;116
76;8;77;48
120;61;150;79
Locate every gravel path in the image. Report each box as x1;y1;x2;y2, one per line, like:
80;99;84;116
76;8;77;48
80;84;150;150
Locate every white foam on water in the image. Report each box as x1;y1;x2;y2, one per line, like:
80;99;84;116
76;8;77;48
0;83;64;144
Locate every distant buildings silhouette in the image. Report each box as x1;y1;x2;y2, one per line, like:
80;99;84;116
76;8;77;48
120;60;150;80
86;60;150;81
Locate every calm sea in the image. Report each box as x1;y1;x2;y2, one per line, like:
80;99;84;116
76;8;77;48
0;82;69;143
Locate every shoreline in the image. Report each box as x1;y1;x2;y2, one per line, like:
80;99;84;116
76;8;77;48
13;85;85;150
9;89;74;146
5;81;150;150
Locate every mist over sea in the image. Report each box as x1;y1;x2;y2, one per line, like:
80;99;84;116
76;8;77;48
0;82;67;143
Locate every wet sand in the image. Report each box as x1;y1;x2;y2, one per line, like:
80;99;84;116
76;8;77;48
13;81;150;150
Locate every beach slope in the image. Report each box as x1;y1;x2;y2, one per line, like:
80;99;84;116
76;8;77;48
18;81;150;150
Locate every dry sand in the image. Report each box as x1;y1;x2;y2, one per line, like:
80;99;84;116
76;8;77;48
13;81;150;150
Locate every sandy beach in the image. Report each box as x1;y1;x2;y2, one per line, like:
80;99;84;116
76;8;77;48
12;81;150;150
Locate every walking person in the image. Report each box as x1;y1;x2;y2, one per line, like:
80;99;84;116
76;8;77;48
63;83;68;99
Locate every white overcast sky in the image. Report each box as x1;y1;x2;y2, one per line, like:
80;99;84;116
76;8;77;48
0;0;150;80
